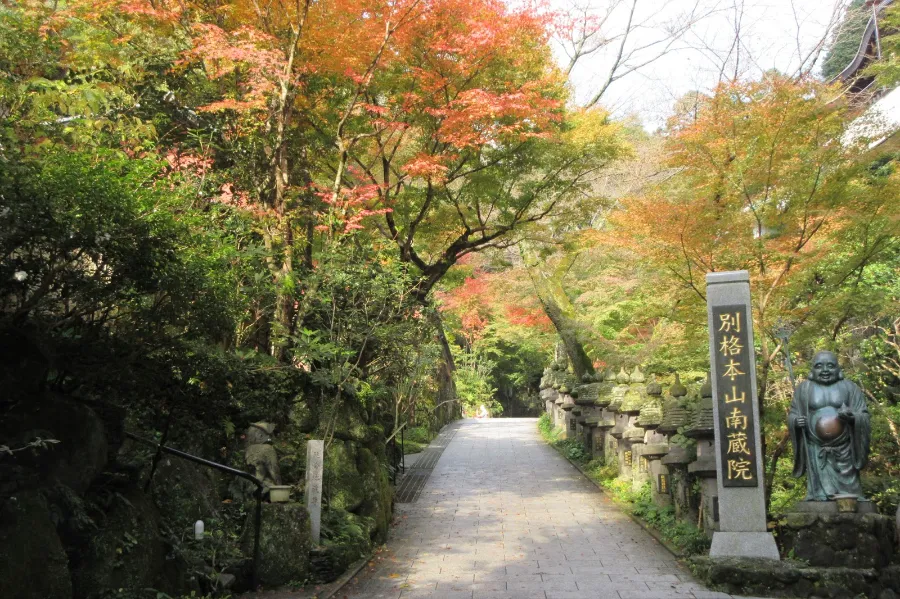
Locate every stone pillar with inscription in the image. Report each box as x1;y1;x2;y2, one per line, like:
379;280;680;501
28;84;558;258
305;440;324;546
706;271;779;559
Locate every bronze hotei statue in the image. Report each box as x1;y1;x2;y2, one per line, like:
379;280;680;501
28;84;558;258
789;351;871;501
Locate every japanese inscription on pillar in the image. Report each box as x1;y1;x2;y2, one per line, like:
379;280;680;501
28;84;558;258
658;473;669;494
712;305;759;488
624;450;633;467
306;440;324;544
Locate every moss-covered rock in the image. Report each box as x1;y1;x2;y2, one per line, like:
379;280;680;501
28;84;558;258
0;490;72;599
778;512;895;569
355;447;392;542
152;458;221;530
689;555;900;598
73;488;178;599
0;394;109;495
289;398;318;434
241;503;311;587
331;406;371;443
325;440;365;512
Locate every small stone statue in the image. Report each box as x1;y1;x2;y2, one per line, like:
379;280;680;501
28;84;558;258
789;351;870;501
244;422;282;490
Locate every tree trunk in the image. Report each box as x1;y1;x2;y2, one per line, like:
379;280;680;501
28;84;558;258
429;309;459;421
540;294;595;379
524;249;595;379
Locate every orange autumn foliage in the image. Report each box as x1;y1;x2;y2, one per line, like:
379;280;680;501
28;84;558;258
610;73;898;344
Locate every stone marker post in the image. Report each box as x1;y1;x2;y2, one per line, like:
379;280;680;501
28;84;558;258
706;271;779;559
305;440;324;546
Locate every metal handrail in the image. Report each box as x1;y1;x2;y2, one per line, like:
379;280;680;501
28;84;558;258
124;432;264;590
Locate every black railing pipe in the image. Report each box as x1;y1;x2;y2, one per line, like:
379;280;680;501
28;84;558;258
124;432;264;590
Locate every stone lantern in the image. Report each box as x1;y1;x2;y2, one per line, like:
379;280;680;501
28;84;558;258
539;367;558;415
557;372;579;438
608;369;630;475
619;367;647;484
659;374;695;520
591;369;617;460
638;377;669;504
573;376;602;452
684;373;718;534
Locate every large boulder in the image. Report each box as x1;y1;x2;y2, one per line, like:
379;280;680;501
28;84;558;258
0;491;72;599
72;488;180;599
152;457;221;531
289;399;317;434
241;503;311;587
325;440;365;512
0;394;108;495
331;407;370;443
355;447;392;542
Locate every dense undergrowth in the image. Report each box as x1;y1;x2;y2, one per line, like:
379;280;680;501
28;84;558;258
400;426;435;455
537;414;710;556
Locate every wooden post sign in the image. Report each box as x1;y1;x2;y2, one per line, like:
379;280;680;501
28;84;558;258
706;271;779;560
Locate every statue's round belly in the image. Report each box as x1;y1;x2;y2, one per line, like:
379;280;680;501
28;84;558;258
812;406;844;441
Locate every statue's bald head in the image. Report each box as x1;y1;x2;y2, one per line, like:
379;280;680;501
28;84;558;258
809;351;843;385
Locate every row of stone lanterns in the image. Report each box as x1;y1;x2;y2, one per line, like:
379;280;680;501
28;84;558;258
540;364;723;536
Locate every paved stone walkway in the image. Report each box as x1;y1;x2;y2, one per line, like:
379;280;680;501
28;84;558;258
341;418;765;599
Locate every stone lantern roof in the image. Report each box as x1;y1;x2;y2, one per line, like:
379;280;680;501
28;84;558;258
558;373;580;394
683;374;715;439
539;367;553;390
629;365;646;384
542;369;562;390
606;385;627;412
637;399;663;428
620;388;646;414
659;397;692;435
595;379;616;407
573;383;602;406
669;373;688;398
638;375;664;428
658;374;691;434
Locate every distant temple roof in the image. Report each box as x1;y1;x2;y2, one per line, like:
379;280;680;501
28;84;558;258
833;1;899;149
833;0;895;85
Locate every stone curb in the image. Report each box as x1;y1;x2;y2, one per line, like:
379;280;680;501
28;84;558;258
544;436;686;559
315;552;373;599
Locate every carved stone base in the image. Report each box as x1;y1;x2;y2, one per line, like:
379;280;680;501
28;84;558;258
710;531;779;559
779;511;895;569
791;499;877;514
690;557;900;599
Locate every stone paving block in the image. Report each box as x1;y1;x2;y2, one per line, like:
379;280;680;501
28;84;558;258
608;573;681;582
472;592;545;599
617;592;695;599
340;420;764;599
399;590;474;599
545;591;621;599
645;581;708;592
